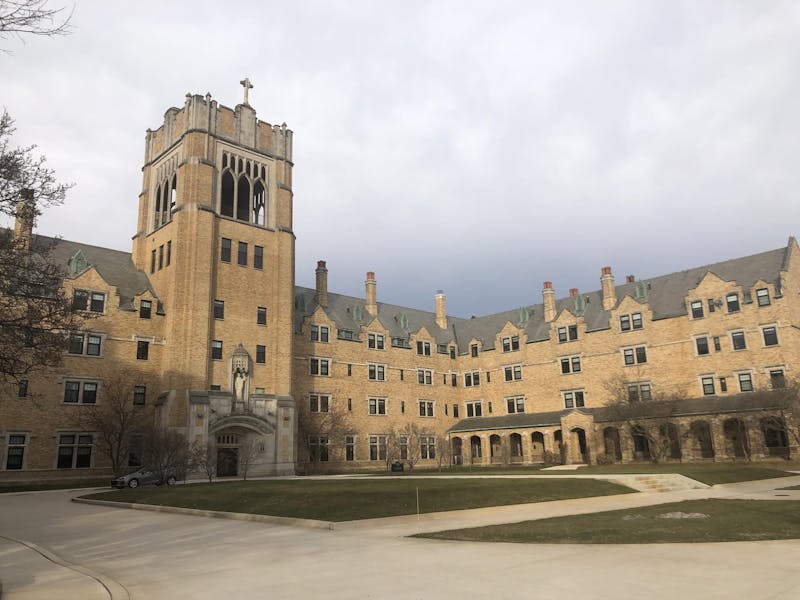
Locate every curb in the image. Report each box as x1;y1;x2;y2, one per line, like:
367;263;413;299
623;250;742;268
71;497;337;530
0;534;128;600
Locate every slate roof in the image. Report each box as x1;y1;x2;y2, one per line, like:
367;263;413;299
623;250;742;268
447;392;788;434
35;235;157;311
295;241;792;354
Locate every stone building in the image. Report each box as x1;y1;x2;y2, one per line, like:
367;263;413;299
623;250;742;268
1;87;799;480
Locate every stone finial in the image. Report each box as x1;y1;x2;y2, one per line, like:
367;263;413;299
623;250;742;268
240;78;253;105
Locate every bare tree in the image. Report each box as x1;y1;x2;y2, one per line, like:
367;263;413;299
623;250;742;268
0;0;72;46
190;441;217;483
75;371;151;476
435;433;452;471
0;111;81;386
297;394;350;472
237;437;261;481
140;426;189;484
602;373;688;463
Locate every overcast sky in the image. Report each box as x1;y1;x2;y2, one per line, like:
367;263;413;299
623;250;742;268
3;1;799;317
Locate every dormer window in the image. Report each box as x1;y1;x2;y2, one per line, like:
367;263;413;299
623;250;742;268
557;325;578;343
726;293;740;313
502;335;520;352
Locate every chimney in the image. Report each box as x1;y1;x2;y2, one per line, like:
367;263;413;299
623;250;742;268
542;281;556;322
365;271;377;316
314;260;328;308
601;266;617;310
14;189;35;253
626;275;635;284
435;290;447;329
569;288;579;297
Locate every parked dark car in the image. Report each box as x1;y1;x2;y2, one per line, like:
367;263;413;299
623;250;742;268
111;468;178;489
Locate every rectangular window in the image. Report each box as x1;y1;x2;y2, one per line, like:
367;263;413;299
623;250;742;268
506;396;525;413
701;376;715;395
158;245;164;270
696;336;709;355
557;325;578;343
453;404;459;418
256;345;266;364
416;341;431;356
417;369;432;385
690;300;704;319
211;340;223;360
368;364;386;381
504;365;522;381
450;347;456;359
82;382;97;404
136;340;150;360
756;288;770;306
309;393;330;413
471;344;478;357
369;435;387;461
623;346;647;365
770;369;786;389
213;300;224;320
6;434;26;470
466;401;483;417
631;312;643;329
72;289;89;311
418;400;434;417
311;325;329;343
563;390;585;409
502;335;520;352
139;300;152;319
713;336;721;352
237;242;248;266
257;307;267;325
166;240;172;266
254;245;263;270
420;436;436;460
133;385;146;406
464;371;480;387
368;398;386;415
310;357;330;376
560;356;581;374
64;381;80;403
731;331;747;350
57;434;93;469
726;293;740;313
68;333;84;354
763;326;779;347
220;238;232;262
737;372;753;392
437;343;448;354
18;379;28;398
345;435;355;461
627;382;652;402
368;333;385;350
619;314;631;331
89;292;105;313
63;381;98;405
338;329;354;340
309;436;329;462
150;250;156;273
720;377;728;393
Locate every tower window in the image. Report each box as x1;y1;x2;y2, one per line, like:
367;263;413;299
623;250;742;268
238;242;248;266
237;175;250;221
220;171;234;217
213;300;224;320
254;245;263;270
221;238;232;263
140;300;152;319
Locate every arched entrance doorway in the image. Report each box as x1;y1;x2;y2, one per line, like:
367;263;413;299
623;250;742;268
530;432;545;462
571;428;589;464
209;413;275;478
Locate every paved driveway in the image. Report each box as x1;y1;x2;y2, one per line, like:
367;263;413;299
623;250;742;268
2;483;800;599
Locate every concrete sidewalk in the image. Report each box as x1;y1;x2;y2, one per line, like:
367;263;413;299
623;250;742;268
0;535;122;600
334;474;800;536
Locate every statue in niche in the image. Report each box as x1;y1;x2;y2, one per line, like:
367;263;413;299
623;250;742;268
231;345;251;412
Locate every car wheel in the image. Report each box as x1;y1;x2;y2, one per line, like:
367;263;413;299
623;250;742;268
166;476;177;486
128;478;139;488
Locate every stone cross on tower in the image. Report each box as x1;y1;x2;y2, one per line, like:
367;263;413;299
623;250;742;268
240;78;253;105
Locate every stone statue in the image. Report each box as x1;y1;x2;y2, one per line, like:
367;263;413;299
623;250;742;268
234;367;249;411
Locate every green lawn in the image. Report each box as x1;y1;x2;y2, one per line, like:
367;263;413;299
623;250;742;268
82;478;633;521
419;499;800;544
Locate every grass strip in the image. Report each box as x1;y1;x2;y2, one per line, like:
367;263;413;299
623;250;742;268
82;478;632;522
418;499;800;544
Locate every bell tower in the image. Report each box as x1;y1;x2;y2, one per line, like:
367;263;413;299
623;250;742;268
132;83;296;474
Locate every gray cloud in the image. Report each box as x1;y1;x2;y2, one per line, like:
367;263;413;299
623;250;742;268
3;0;799;317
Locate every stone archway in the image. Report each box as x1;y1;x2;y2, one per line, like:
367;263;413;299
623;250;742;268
631;425;650;462
490;434;504;464
761;417;789;459
530;432;545;463
570;428;589;464
470;435;482;464
603;427;622;462
724;418;750;459
509;433;523;463
451;437;463;465
209;414;275;478
690;421;715;459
